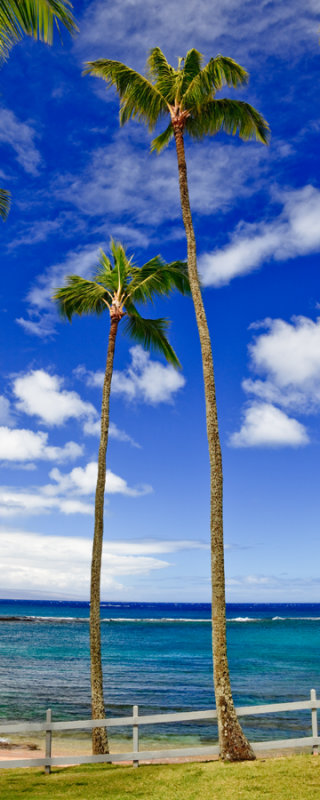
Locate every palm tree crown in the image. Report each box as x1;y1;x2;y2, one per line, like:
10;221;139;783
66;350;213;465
55;239;189;365
84;47;270;150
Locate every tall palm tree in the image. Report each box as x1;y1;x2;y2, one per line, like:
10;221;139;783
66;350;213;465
54;239;189;754
84;49;270;761
0;0;77;219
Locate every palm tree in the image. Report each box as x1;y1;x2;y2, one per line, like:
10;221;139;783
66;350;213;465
54;239;189;754
84;49;270;761
0;0;77;219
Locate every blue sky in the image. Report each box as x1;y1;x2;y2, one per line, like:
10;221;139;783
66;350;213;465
1;0;320;602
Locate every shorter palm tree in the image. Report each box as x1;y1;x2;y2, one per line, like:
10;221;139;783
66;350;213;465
54;239;189;754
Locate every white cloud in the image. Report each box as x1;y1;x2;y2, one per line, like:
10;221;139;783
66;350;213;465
112;346;185;404
48;462;152;497
0;458;152;518
0;530;174;596
7;219;61;251
56;135;265;228
0;426;82;463
229;402;309;448
200;186;320;287
76;0;319;70
229;314;320;448
0;108;41;176
245;316;320;411
0;488;93;517
13;370;97;427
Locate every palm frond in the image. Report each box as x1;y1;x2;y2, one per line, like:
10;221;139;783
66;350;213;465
147;47;176;102
151;122;174;153
0;187;10;220
53;275;109;320
94;249;119;295
127;258;190;305
182;55;248;109
123;312;181;368
0;0;77;61
84;59;168;129
185;98;270;144
208;55;248;89
180;49;203;95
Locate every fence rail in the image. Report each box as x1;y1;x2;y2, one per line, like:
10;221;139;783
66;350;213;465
0;688;319;771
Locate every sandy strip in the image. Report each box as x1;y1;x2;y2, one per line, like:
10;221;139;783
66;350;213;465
0;735;315;766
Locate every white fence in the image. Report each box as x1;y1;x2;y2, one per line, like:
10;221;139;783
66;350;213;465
0;689;319;772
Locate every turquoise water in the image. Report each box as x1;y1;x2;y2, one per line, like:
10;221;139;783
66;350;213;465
0;600;319;744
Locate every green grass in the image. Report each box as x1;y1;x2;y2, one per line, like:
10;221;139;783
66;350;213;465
0;755;319;800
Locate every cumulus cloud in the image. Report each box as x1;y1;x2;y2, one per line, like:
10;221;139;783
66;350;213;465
13;369;97;427
0;108;41;176
0;530;172;596
229;314;320;448
48;461;152;497
0;488;93;517
200;186;320;287
229;402;309;448
0;530;209;597
245;316;320;412
0;427;82;463
112;346;185;404
0;459;152;517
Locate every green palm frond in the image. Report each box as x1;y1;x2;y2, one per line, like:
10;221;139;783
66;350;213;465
128;258;190;304
182;56;249;109
207;55;248;90
151;122;174;153
111;238;131;291
185;98;270;144
53;275;109;320
123;312;181;368
147;47;176;102
84;59;168;129
180;49;203;96
0;187;10;220
0;0;77;61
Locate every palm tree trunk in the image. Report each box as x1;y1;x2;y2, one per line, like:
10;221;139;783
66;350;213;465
173;126;255;761
90;317;119;755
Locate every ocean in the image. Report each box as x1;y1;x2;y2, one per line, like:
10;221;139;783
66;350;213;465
0;600;319;747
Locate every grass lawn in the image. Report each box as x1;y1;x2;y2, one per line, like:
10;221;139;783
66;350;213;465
0;754;319;799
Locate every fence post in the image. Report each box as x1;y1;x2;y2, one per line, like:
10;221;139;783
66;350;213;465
45;708;52;774
133;705;139;768
311;689;318;755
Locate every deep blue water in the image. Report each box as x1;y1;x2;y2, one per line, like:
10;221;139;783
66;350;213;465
0;600;319;744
